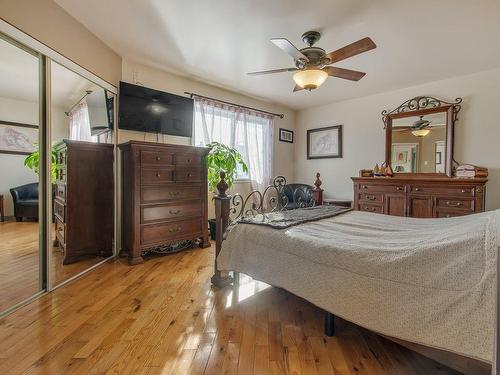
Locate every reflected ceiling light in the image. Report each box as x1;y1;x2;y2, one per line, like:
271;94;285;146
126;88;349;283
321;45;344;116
293;69;328;91
411;116;431;137
411;128;431;137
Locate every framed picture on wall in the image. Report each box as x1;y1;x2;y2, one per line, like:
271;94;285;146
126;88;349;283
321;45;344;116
279;128;293;143
307;125;342;159
0;121;38;155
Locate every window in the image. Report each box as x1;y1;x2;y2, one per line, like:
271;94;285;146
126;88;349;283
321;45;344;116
193;98;273;189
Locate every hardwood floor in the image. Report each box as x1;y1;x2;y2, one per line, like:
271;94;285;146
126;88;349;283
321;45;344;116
0;219;110;312
0;245;463;375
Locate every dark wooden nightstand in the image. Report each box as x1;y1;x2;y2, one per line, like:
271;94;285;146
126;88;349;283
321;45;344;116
323;198;352;208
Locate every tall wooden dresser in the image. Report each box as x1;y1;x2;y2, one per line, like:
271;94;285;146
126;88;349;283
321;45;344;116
351;176;487;218
54;140;114;264
119;141;210;265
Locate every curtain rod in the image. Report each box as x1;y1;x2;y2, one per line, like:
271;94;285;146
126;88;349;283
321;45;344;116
65;90;93;116
184;92;284;119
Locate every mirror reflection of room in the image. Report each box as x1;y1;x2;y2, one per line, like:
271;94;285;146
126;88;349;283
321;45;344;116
50;61;115;286
0;36;42;313
391;112;447;173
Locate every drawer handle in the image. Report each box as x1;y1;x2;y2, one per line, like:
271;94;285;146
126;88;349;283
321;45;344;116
366;195;376;201
168;226;182;233
156;156;161;161
446;201;462;207
362;185;368;189
169;209;181;215
187;173;192;177
396;187;404;191
414;188;421;191
169;191;180;196
461;189;467;193
156;173;161;178
364;206;375;212
187;159;191;163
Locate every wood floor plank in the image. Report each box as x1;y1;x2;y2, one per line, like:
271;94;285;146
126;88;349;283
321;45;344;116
0;245;464;375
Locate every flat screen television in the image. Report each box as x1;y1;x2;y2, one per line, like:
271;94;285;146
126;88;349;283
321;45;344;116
118;81;193;137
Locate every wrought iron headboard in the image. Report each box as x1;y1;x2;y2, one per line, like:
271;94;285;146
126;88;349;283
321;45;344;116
211;171;324;287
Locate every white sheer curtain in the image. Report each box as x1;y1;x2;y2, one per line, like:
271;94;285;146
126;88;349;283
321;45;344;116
194;97;274;192
69;100;92;141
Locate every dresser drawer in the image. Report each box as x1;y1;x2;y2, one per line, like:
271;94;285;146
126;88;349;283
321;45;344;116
358;204;383;214
141;168;174;184
357;183;406;193
54;199;65;221
141;150;174;166
55;218;66;244
358;193;383;203
409;185;474;196
435;209;470;218
56;167;66;182
141;218;202;245
55;184;66;202
174;168;202;182
175;153;201;166
435;197;474;212
141;185;202;203
142;201;202;223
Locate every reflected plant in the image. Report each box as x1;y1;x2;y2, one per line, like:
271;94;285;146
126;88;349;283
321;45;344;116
24;144;58;183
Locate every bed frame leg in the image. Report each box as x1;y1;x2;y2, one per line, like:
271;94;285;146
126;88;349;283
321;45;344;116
325;312;335;337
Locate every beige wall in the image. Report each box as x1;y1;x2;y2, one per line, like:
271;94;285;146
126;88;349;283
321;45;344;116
0;0;122;86
120;59;297;182
294;68;500;211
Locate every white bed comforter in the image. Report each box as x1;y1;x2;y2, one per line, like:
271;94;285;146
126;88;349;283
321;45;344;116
217;210;500;362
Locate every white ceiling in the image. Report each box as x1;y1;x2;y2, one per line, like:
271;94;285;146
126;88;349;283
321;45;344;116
55;0;500;110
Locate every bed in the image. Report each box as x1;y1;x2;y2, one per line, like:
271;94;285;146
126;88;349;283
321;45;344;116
211;172;499;374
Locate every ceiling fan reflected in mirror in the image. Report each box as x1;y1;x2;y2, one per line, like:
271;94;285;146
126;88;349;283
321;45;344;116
411;116;431;137
248;31;376;92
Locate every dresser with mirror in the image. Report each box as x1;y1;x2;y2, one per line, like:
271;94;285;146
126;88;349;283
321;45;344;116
352;96;487;218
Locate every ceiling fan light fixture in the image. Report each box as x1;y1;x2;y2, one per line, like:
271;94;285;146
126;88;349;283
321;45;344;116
293;69;328;91
411;128;431;137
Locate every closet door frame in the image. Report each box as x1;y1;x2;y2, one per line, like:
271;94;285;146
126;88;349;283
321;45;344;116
0;31;47;317
0;20;119;306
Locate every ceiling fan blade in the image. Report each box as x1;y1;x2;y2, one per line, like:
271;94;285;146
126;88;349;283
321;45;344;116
247;67;298;76
270;38;309;62
293;84;304;92
326;37;376;64
323;66;366;81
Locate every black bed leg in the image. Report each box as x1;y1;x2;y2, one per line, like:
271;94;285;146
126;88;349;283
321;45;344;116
325;312;335;337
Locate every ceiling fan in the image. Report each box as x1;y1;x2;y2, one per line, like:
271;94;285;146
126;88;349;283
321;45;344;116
248;31;376;92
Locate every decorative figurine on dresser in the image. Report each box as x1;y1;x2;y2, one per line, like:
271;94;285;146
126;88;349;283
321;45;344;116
119;141;210;265
53;140;114;264
352;96;488;218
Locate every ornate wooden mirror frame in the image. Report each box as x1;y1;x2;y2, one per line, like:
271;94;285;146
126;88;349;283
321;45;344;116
382;96;462;177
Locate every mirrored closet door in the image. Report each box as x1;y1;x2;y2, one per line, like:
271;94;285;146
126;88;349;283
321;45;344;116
49;61;116;287
0;36;44;314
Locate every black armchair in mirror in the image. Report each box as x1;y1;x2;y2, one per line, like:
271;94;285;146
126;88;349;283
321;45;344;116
382;96;462;177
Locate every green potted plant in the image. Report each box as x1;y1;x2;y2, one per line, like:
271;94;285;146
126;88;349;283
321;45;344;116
206;141;248;240
24;144;58;182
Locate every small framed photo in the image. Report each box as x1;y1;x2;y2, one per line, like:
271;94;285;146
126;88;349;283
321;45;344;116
279;128;293;143
307;125;342;159
0;121;38;155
